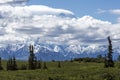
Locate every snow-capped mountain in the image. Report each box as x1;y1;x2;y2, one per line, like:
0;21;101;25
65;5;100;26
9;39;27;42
0;41;119;61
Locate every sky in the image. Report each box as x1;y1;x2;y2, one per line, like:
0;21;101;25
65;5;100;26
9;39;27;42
28;0;120;23
0;0;120;47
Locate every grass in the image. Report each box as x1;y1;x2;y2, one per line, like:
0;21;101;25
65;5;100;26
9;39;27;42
0;61;120;80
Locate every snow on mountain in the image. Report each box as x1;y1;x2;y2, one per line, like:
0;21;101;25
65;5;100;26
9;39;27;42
65;45;82;54
0;41;119;61
54;45;61;52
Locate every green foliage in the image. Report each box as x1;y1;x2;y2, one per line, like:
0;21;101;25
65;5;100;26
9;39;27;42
101;72;115;80
48;76;65;80
73;57;104;63
0;61;120;80
115;62;120;69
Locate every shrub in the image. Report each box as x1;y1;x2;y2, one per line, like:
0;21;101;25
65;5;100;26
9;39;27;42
101;72;115;80
20;64;27;70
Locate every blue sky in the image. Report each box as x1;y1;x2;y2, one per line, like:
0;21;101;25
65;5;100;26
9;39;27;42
27;0;120;23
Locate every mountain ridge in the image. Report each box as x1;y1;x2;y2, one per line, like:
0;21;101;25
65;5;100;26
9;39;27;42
0;42;119;61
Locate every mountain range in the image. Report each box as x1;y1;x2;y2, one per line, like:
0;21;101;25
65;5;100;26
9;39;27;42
0;41;119;61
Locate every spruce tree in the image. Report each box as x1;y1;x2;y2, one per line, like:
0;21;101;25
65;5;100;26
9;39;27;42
28;45;37;70
0;57;3;70
104;36;114;68
108;36;114;67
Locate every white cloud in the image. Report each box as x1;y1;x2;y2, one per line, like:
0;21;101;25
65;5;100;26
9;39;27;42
96;9;106;14
117;17;120;22
0;0;28;5
0;0;13;3
0;5;120;46
110;9;120;15
26;5;74;16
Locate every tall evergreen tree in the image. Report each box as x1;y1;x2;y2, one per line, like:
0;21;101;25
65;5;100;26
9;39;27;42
104;36;114;68
0;57;3;70
28;45;37;70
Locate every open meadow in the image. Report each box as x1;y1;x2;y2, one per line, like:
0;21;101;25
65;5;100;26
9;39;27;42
0;61;120;80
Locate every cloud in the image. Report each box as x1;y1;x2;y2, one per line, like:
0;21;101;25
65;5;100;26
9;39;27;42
0;27;6;35
96;9;106;14
117;17;120;22
0;0;28;5
0;5;120;46
16;26;43;34
0;0;13;3
110;9;120;15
